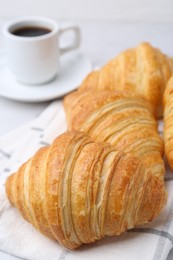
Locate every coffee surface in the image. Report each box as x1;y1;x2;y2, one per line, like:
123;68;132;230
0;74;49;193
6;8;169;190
12;26;51;37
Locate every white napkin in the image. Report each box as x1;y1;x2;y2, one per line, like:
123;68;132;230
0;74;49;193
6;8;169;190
0;101;173;260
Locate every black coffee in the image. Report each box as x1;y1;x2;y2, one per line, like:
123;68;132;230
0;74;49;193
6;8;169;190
12;26;51;37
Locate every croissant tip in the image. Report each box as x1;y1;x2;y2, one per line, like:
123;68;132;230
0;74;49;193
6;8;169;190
5;173;15;205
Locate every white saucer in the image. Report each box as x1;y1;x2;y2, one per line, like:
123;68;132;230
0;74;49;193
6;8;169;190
0;51;92;102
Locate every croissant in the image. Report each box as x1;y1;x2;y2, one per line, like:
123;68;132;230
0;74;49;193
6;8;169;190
64;90;166;224
79;42;173;118
164;75;173;169
6;131;157;249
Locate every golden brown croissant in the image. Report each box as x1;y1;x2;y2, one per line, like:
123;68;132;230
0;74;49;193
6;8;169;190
79;42;173;118
64;90;167;224
164;75;173;169
6;131;158;249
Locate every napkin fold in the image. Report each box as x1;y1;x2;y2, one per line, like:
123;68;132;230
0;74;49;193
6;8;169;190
0;101;173;260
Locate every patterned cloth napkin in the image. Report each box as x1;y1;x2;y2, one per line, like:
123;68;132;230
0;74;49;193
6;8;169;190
0;100;173;260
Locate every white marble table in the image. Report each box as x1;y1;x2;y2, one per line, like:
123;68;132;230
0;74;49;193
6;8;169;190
0;20;173;259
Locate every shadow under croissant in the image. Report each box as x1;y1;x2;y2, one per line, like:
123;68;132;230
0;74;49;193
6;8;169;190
75;232;140;251
69;227;171;252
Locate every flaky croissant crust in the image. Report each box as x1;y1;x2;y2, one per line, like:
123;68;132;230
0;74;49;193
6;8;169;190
5;131;159;249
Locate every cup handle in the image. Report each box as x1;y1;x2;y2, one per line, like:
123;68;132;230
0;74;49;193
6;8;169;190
59;25;81;55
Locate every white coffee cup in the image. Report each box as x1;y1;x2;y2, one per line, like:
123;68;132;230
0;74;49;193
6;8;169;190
3;16;81;85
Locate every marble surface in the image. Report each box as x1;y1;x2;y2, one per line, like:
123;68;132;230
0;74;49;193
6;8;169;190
0;19;173;259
